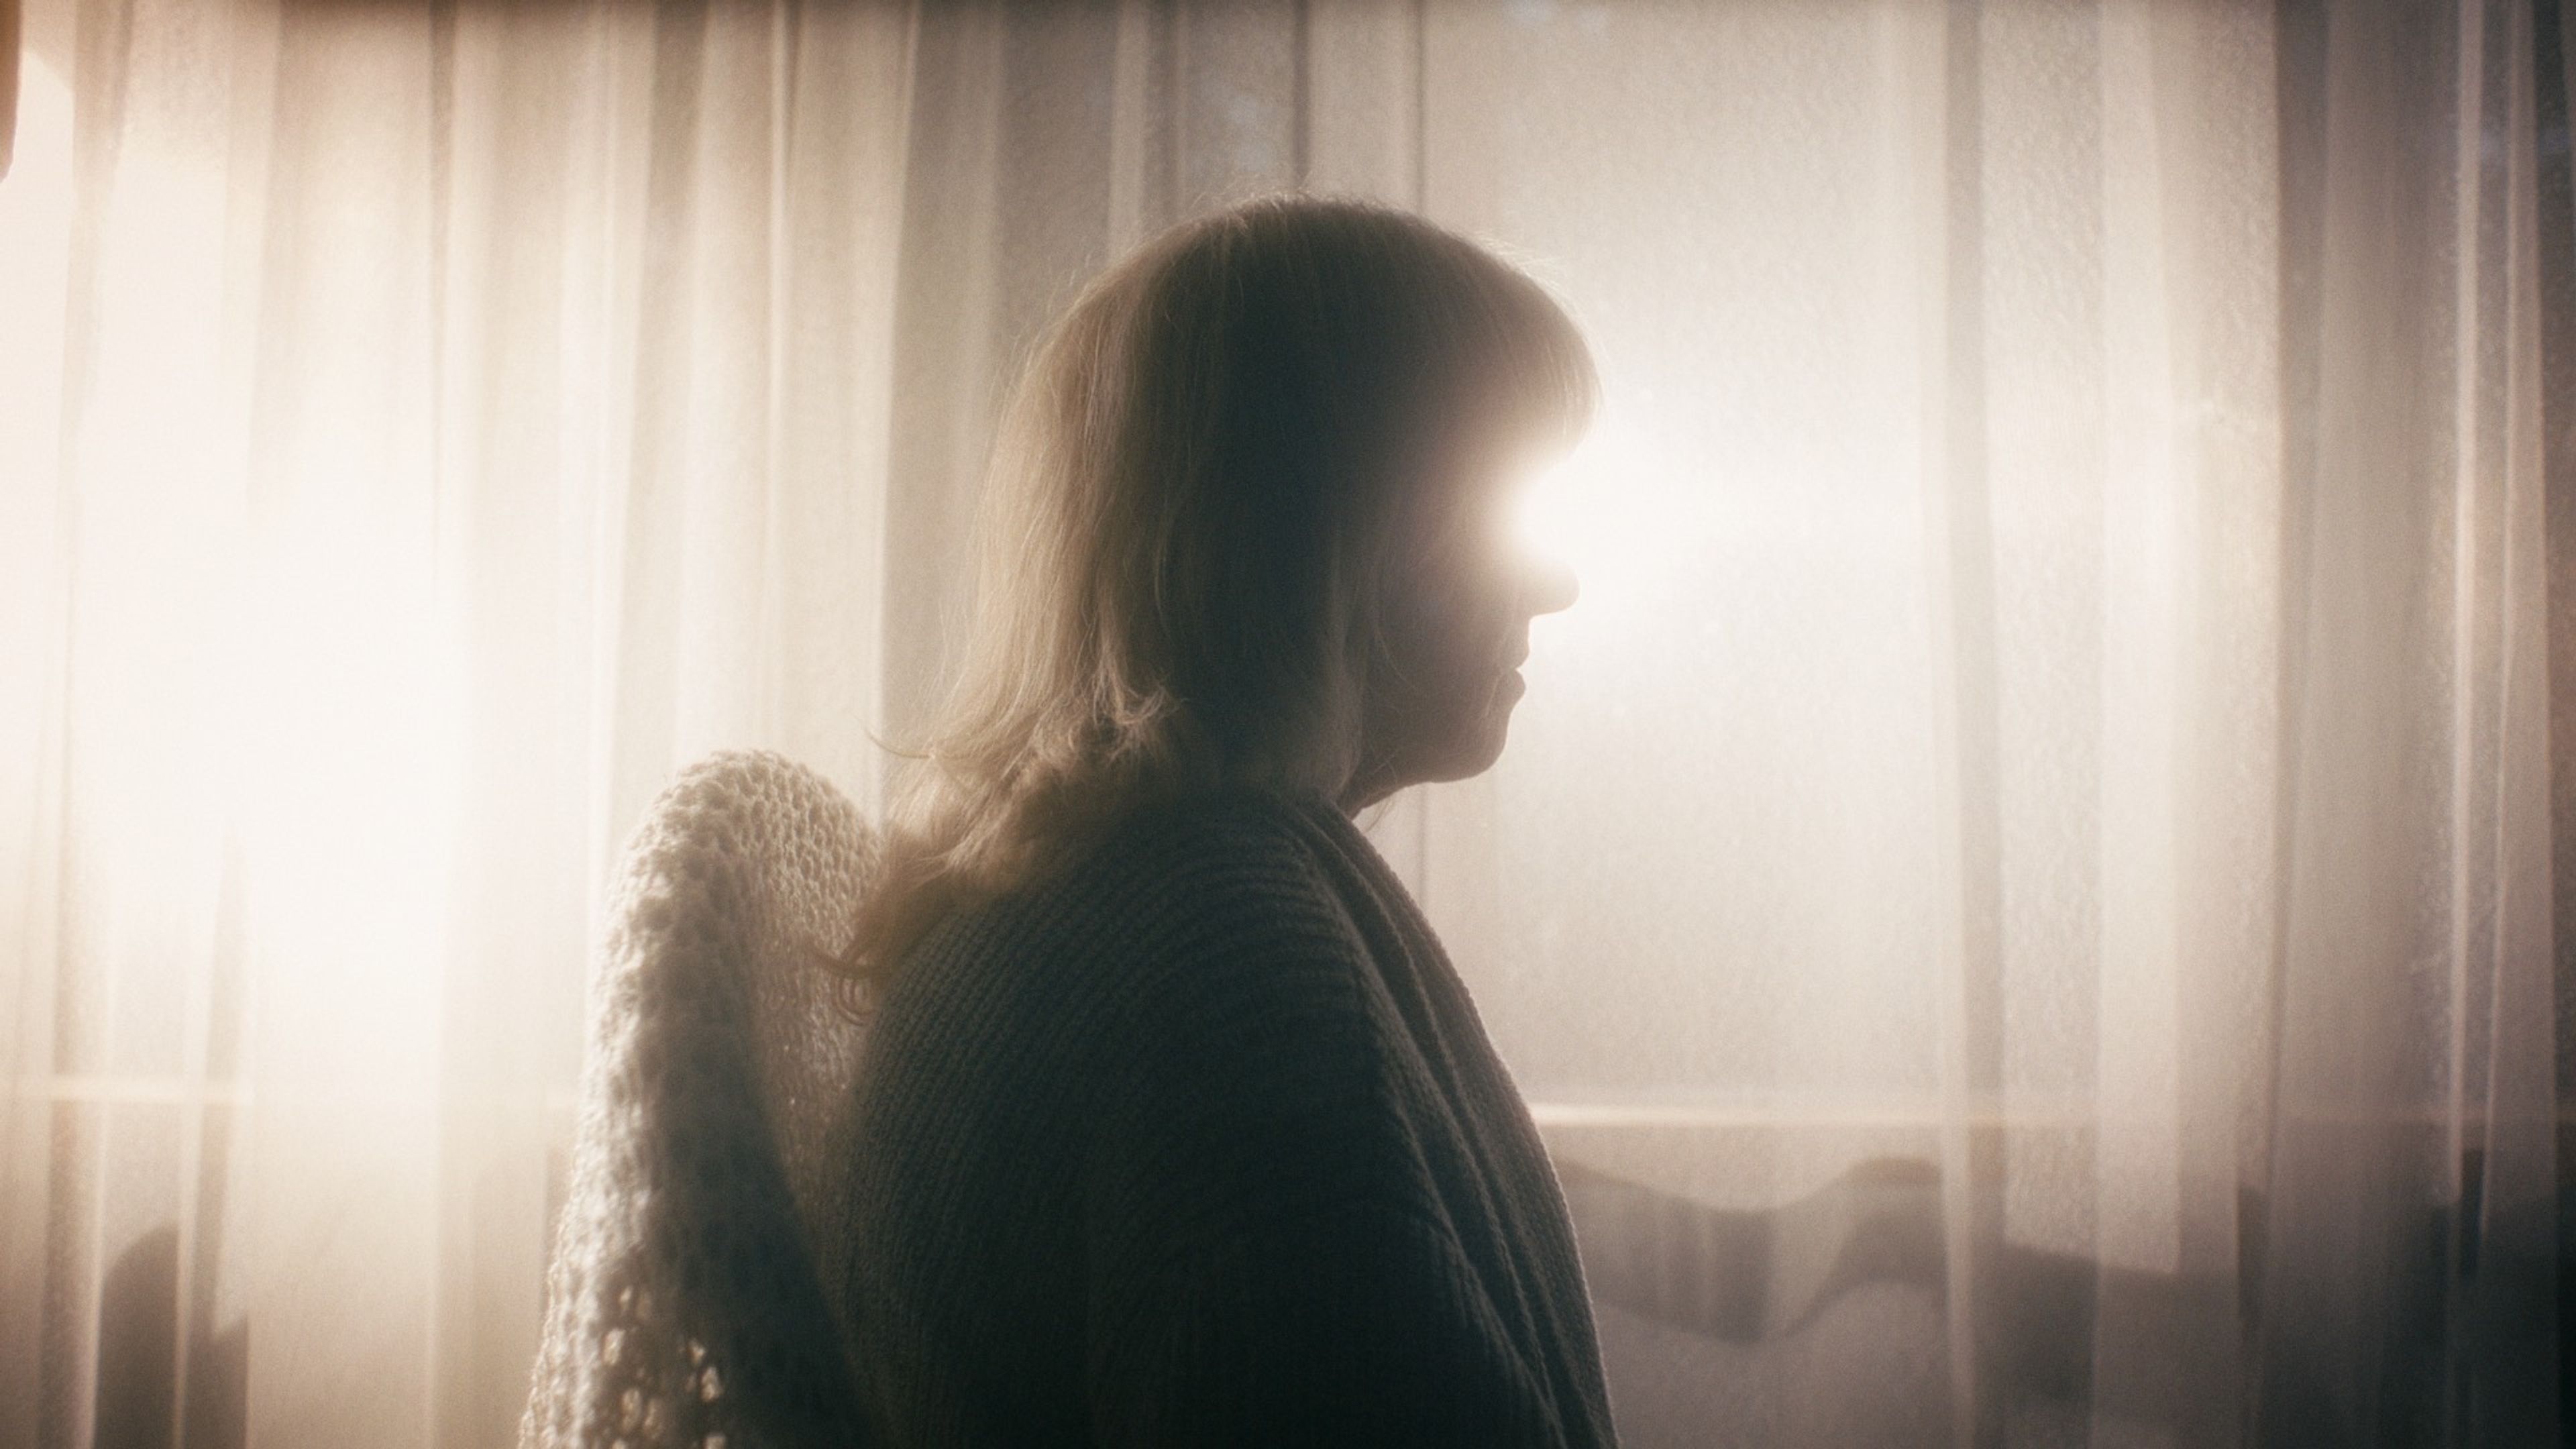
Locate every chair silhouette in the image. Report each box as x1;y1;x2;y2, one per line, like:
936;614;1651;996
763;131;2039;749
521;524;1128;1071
521;751;875;1449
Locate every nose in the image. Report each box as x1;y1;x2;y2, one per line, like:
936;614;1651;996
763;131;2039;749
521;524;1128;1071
1523;552;1578;618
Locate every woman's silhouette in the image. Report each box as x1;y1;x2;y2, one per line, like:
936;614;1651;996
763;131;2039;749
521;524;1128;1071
838;195;1614;1446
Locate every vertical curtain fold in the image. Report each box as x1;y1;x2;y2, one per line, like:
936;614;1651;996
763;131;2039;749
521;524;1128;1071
2261;2;2559;1442
2522;0;2576;1435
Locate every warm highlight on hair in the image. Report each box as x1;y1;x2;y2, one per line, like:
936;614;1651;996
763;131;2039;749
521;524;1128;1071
839;195;1596;985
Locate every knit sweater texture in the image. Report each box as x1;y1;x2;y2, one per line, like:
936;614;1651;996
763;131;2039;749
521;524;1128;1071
845;787;1619;1447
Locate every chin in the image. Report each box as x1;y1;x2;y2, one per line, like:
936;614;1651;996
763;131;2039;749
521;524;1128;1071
1381;688;1520;792
1424;719;1513;786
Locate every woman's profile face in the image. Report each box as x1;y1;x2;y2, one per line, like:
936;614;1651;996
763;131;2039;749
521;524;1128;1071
1347;446;1580;810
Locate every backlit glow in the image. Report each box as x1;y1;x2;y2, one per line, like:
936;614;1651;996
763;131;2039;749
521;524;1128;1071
1512;398;1697;641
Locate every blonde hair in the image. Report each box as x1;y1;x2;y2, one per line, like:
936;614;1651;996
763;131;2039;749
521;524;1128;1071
841;195;1595;984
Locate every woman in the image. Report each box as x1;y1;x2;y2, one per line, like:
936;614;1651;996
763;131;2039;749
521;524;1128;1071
840;195;1617;1447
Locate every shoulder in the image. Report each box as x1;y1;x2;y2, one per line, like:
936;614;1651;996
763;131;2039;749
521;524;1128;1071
1065;794;1399;1095
1014;787;1361;959
868;790;1393;1149
888;788;1371;1016
1079;786;1342;885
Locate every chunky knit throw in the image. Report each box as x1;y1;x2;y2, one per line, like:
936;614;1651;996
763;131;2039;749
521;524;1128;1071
845;787;1620;1446
521;751;876;1449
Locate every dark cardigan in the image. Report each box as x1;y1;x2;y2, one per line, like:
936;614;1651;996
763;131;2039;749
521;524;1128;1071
843;787;1619;1446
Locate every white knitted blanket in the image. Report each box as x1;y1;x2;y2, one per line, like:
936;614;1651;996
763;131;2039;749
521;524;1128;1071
519;751;876;1448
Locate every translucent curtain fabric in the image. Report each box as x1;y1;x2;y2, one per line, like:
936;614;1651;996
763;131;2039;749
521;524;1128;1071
0;1;912;1444
1417;5;2288;1439
2263;2;2560;1440
1;1;2564;1448
1418;1;2560;1443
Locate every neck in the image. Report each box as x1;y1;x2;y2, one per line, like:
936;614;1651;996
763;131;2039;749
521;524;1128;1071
1335;759;1407;815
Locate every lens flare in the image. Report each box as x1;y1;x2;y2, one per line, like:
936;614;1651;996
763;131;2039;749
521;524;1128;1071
1511;400;1693;643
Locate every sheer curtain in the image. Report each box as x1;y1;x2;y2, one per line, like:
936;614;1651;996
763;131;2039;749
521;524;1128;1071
1;1;2563;1446
3;2;914;1444
1431;3;2563;1444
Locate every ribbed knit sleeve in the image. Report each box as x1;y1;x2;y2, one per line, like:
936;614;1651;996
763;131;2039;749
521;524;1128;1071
1075;847;1573;1447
